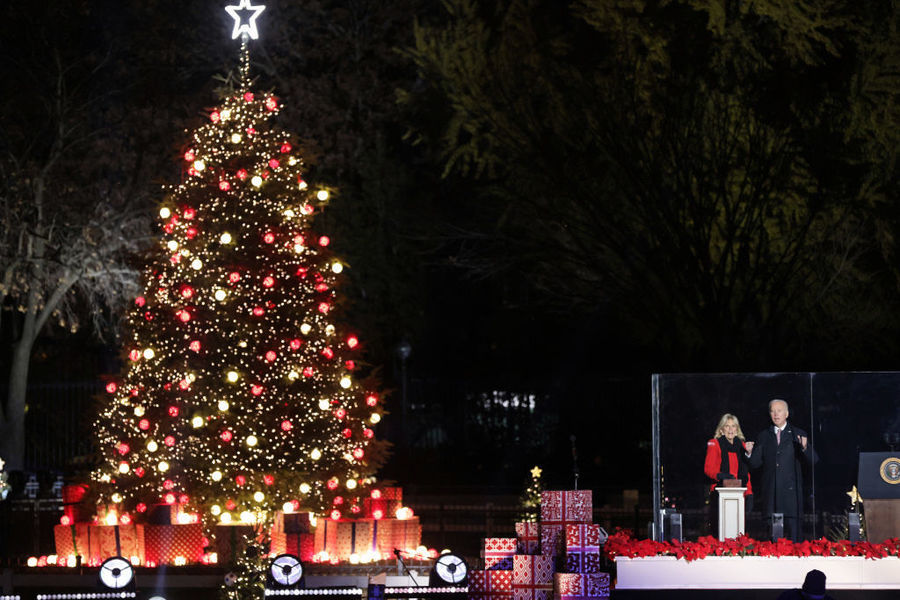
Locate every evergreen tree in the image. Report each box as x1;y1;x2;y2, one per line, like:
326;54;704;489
91;42;389;532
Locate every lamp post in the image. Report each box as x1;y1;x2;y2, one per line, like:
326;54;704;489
396;340;412;450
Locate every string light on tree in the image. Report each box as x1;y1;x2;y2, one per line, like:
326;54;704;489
91;1;388;535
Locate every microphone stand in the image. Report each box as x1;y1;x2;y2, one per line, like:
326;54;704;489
570;434;580;490
393;548;423;586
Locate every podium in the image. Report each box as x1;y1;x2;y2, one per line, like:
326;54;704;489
715;487;746;541
858;452;900;543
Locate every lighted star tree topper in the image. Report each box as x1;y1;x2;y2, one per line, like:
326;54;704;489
91;1;389;531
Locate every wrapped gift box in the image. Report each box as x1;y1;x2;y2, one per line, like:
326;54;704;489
271;531;314;560
335;519;376;558
313;518;339;556
362;497;402;518
512;555;553;600
61;484;89;524
88;524;145;564
145;523;204;565
515;522;539;555
540;491;592;556
380;486;403;502
54;523;91;559
215;523;258;565
387;517;421;552
469;570;513;599
553;573;610;599
273;511;312;534
482;537;516;570
564;524;602;573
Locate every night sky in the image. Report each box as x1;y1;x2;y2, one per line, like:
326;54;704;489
2;0;899;502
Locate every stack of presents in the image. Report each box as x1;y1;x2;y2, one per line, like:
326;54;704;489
271;486;422;562
468;490;610;600
53;485;421;566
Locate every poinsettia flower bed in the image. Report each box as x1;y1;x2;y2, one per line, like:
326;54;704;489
603;530;900;562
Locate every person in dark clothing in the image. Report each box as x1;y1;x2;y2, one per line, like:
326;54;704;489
776;568;835;600
704;413;754;534
748;399;818;542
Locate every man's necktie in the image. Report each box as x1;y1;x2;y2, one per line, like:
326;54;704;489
776;428;781;444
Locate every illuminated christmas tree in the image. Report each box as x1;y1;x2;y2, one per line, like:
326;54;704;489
91;9;389;532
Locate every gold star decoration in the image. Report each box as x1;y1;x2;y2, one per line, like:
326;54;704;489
530;466;542;479
847;485;863;505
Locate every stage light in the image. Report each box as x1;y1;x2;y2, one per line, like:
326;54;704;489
266;554;304;589
429;552;468;586
98;556;136;591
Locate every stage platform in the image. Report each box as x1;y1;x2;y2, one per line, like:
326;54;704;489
613;555;900;599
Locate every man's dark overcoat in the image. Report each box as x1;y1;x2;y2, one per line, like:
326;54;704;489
748;423;817;517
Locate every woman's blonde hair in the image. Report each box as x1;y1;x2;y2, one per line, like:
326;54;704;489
714;413;745;441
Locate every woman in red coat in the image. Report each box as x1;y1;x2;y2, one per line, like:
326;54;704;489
704;413;754;532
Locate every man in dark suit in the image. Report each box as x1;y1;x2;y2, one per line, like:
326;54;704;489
747;399;817;542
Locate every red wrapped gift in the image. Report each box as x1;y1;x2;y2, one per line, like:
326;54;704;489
389;516;421;552
469;570;513;598
512;555;553;600
88;524;145;564
564;524;602;573
145;523;204;565
362;497;402;518
515;522;539;555
61;484;89;524
313;518;339;556
540;491;591;556
274;511;312;534
54;523;91;559
334;519;376;558
215;523;258;565
271;531;314;560
379;486;403;502
482;537;516;570
553;573;610;599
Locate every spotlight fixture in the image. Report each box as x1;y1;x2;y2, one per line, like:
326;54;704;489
429;553;468;586
267;554;304;589
98;556;136;591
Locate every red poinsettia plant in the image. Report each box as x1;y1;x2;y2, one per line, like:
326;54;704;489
603;530;900;563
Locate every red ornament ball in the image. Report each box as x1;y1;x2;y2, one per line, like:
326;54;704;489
225;499;236;510
210;111;220;123
327;478;339;490
318;236;330;247
289;338;302;350
363;428;374;439
220;430;233;442
347;336;359;349
250;384;264;396
106;382;117;394
168;405;179;417
164;493;176;504
263;232;275;244
322;348;334;359
252;306;265;317
164;435;175;447
184;150;195;162
281;420;292;431
229;271;241;283
183;207;196;220
352;447;365;459
265;350;277;362
244;92;254;102
333;496;344;505
366;395;378;407
235;474;246;486
139;419;150;431
129;350;141;361
268;159;280;169
342;428;352;438
263;474;275;485
134;467;145;478
180;286;193;299
135;296;146;307
280;143;292;153
117;443;130;455
236;169;248;180
189;340;202;352
266;97;278;110
163;479;175;490
219;180;230;191
185;227;198;239
262;276;275;288
136;503;147;513
330;509;341;521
